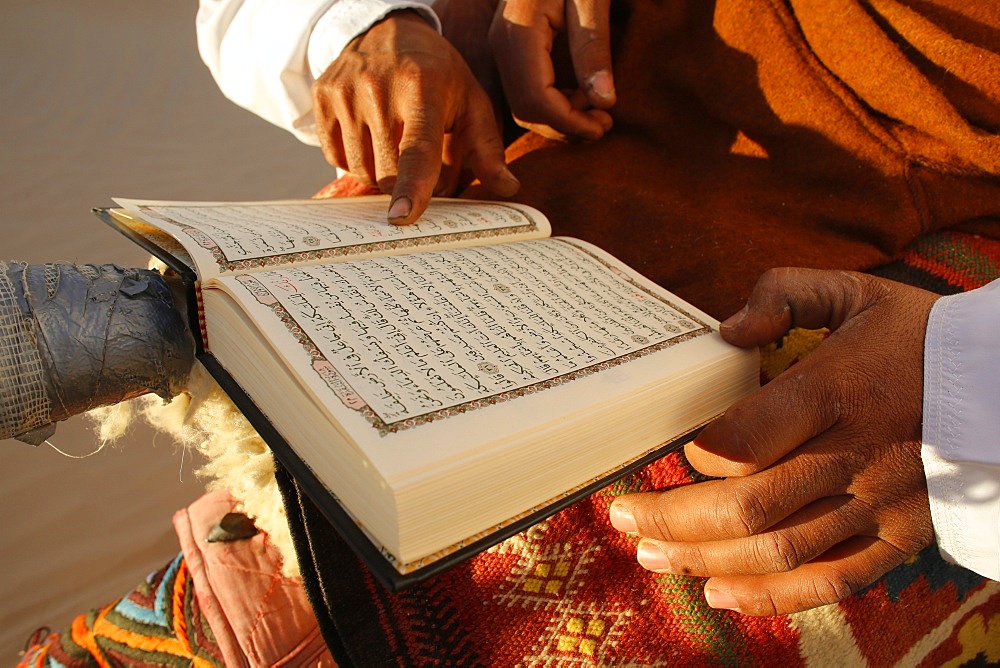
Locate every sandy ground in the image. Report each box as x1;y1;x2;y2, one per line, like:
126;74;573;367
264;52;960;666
1;1;332;661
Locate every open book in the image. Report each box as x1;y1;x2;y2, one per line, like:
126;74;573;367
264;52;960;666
99;196;759;589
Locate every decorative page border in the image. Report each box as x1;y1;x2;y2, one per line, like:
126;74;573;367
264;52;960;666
137;203;542;273
233;242;712;437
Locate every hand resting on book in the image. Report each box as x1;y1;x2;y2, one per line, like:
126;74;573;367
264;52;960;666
609;268;940;616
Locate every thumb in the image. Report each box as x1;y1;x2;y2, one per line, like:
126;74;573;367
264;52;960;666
567;0;615;109
719;268;874;348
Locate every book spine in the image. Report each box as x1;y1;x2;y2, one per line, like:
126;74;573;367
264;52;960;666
193;282;209;352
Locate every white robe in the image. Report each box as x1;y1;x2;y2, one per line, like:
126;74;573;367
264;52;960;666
922;278;1000;580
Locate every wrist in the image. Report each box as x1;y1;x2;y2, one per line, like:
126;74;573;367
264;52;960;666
308;2;441;79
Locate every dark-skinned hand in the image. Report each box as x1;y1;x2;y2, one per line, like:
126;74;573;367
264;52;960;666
312;10;520;225
609;268;941;615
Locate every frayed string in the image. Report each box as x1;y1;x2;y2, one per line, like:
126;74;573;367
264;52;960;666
44;436;109;459
177;438;186;483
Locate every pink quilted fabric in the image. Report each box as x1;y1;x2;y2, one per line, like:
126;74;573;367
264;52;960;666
173;491;335;667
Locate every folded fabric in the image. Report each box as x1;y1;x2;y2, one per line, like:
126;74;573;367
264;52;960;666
18;555;224;667
463;0;1000;319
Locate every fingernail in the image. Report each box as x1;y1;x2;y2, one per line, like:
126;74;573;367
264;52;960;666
719;304;749;331
609;502;637;533
387;196;412;223
587;70;616;102
705;587;740;611
636;540;671;571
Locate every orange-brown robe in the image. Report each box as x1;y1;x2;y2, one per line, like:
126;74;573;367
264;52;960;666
467;0;1000;318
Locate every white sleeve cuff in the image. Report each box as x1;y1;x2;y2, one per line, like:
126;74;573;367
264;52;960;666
307;0;439;81
921;278;1000;580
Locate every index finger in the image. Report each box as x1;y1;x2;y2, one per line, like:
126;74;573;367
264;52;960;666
686;347;840;477
718;268;872;348
609;452;840;543
387;107;445;225
697;268;869;476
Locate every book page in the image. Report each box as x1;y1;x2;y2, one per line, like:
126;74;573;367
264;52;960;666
113;196;549;279
217;238;711;436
